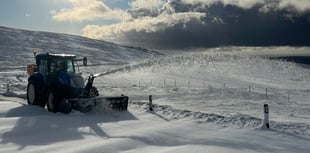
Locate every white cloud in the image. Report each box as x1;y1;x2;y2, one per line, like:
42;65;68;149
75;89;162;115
222;0;265;9
130;0;165;10
25;13;32;17
50;10;57;15
51;0;130;22
82;12;205;40
81;0;205;41
279;0;310;12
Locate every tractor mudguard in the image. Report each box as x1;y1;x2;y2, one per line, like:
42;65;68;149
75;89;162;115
28;73;44;89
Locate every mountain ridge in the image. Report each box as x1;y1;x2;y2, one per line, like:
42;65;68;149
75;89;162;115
0;26;162;67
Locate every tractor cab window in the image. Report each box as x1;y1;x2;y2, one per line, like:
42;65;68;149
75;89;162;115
49;59;75;74
66;60;75;72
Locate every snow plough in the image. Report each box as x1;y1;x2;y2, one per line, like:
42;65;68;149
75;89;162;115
26;51;128;114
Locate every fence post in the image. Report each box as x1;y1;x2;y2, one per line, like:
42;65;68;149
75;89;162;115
174;79;176;88
7;84;10;92
263;104;270;129
288;90;290;103
149;95;153;111
265;88;268;98
164;79;166;88
223;82;226;88
248;85;251;94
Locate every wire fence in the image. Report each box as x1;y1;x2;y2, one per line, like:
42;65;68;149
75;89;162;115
100;78;310;97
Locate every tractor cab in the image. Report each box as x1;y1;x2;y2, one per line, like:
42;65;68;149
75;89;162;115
27;53;77;76
35;53;77;76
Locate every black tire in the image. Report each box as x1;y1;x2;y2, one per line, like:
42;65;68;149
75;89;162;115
59;100;72;114
27;81;40;105
27;80;46;107
47;91;71;114
47;91;59;113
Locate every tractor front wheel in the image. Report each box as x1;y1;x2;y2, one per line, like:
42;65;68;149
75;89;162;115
59;100;72;114
47;91;58;113
47;91;71;114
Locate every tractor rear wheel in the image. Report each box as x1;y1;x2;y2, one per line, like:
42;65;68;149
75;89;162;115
27;80;46;107
27;81;40;105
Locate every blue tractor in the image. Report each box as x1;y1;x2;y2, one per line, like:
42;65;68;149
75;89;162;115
27;53;128;114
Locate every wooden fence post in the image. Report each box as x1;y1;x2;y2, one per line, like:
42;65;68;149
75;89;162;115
164;79;166;88
248;85;251;94
174;79;176;88
288;90;290;102
7;84;10;92
149;95;153;111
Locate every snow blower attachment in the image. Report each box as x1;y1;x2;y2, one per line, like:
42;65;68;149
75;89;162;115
26;52;128;114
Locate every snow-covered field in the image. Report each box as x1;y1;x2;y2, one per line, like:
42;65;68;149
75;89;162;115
1;26;310;153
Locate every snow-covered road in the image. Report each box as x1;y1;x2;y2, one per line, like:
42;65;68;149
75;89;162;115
1;95;310;153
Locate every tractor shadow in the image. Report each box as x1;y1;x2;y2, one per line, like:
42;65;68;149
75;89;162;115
1;104;137;150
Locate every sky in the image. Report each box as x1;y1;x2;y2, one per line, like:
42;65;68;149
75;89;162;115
0;0;131;35
1;0;310;49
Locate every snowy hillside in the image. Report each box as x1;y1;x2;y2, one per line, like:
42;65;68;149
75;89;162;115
1;27;310;153
0;26;161;67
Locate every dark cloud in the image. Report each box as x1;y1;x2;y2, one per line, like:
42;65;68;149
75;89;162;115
83;0;310;49
128;4;308;49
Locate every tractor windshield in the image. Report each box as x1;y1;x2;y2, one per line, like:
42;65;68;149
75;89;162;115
49;59;75;74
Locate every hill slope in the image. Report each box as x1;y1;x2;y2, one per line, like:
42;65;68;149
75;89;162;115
0;26;161;67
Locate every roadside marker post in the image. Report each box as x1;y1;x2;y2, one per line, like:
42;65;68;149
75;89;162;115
263;104;270;129
149;95;153;111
